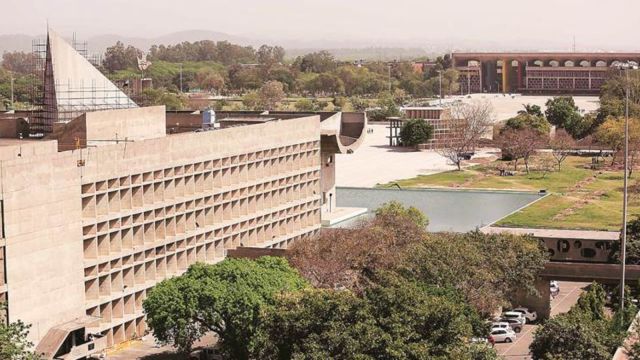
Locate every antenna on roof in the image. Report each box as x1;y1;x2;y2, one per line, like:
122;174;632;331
572;35;576;52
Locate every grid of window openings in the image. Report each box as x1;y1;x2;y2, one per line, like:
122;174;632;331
80;140;321;346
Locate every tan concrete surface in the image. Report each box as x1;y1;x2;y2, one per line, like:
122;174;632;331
495;281;590;359
335;123;496;187
454;94;600;122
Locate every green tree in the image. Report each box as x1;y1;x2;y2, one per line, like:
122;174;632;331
102;41;142;73
611;216;640;265
398;230;548;316
375;200;429;228
349;96;369;111
257;80;285;110
545;96;579;126
0;317;41;360
594;117;640;165
295;51;337;73
518;104;543;117
599;71;640;121
502;113;551;135
192;68;225;93
294;98;315;111
399;119;433;147
136;88;186;110
143;257;307;358
530;283;628;360
254;276;495;360
242;90;260;110
530;312;612;360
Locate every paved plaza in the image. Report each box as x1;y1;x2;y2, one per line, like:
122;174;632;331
336;95;600;188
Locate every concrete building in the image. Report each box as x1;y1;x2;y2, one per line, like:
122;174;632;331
0;30;365;359
452;52;640;94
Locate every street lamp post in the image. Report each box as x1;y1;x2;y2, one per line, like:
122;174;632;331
611;60;639;312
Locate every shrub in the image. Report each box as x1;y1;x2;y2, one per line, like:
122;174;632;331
399;119;433;146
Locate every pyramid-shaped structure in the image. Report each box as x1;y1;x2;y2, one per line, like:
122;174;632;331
37;29;137;132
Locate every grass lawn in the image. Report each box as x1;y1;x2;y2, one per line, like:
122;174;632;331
379;156;640;231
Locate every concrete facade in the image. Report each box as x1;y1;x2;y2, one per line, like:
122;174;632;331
5;29;366;358
0;107;358;359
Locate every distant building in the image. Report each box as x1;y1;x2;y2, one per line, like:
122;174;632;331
0;29;366;359
452;52;640;94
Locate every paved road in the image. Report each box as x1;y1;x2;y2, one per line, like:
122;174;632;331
494;281;590;359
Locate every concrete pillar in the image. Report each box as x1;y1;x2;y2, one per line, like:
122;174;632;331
502;58;509;93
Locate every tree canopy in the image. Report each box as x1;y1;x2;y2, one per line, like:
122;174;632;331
253;274;494;360
0;316;41;360
399;119;433;147
143;257;307;358
530;283;632;360
398;230;548;316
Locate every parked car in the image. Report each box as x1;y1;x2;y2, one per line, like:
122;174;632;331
489;328;516;343
497;318;523;333
502;311;526;325
491;321;519;333
511;307;537;323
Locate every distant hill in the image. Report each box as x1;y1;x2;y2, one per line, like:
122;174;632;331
0;34;35;53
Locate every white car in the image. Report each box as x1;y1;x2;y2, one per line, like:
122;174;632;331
490;328;516;343
512;307;537;323
491;321;519;333
502;311;526;325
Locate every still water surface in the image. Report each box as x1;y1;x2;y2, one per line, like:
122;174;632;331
335;187;543;232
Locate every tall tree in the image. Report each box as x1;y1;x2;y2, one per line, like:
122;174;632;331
0;316;41;360
550;129;576;170
437;101;494;170
497;127;548;173
1;52;38;75
257;80;285;110
102;41;142;73
143;257;307;358
398;230;547;316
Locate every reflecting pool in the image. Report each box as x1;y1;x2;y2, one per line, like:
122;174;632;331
334;187;544;232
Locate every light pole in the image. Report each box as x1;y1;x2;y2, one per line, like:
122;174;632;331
611;60;639;312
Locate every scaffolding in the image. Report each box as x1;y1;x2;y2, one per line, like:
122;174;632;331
28;33;129;134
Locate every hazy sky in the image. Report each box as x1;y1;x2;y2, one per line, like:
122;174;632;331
3;0;640;49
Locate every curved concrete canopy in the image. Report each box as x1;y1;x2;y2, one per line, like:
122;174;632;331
320;112;367;154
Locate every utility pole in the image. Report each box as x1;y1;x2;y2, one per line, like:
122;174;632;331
611;60;638;313
622;67;630;313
